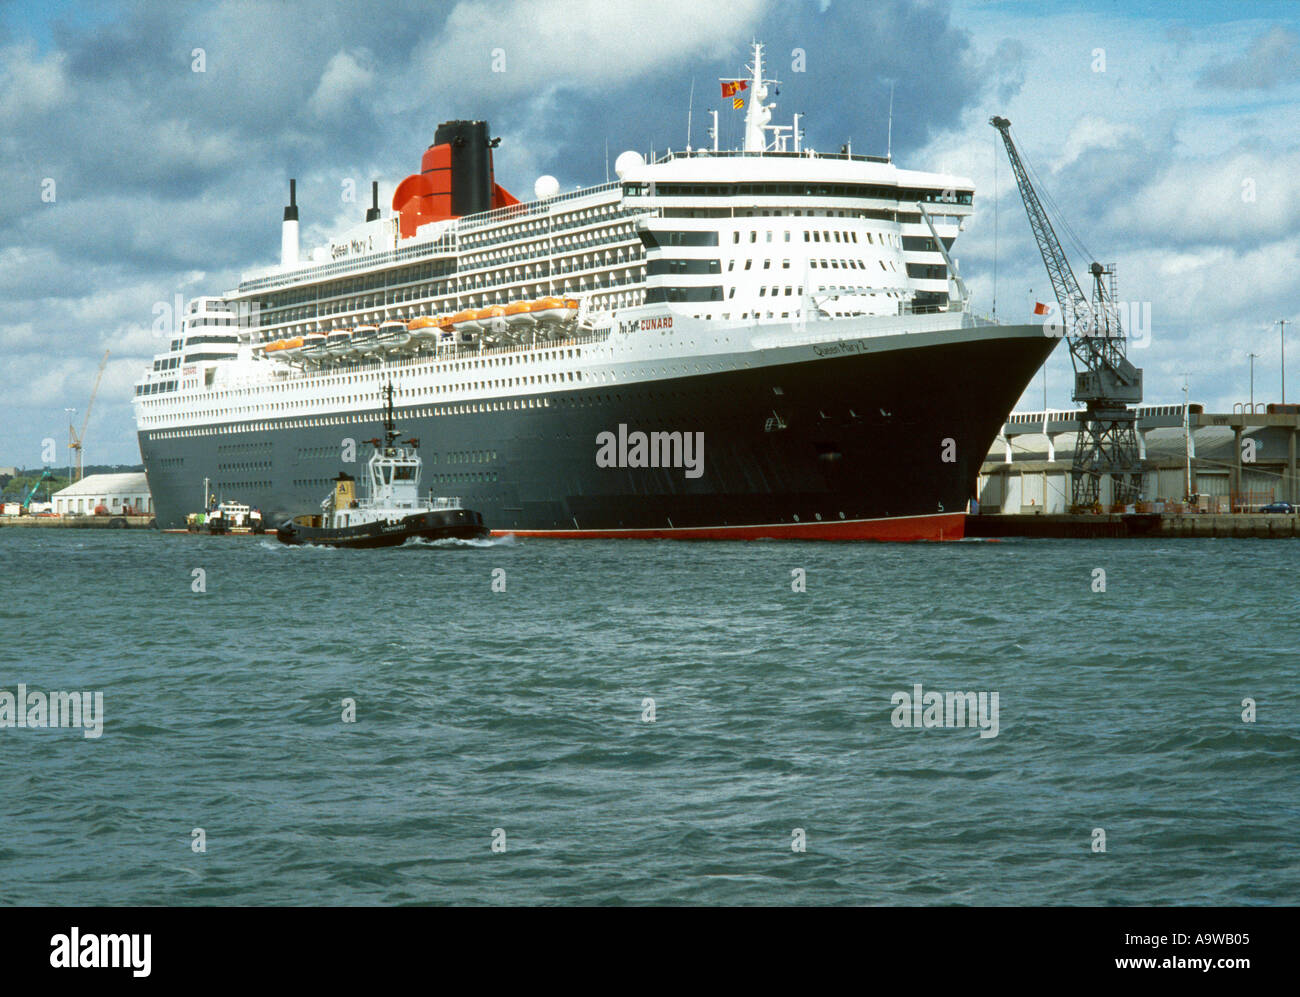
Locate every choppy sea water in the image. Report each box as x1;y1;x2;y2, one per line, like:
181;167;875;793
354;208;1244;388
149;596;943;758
0;530;1296;906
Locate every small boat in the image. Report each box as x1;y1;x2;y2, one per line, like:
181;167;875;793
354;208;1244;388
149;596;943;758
477;305;508;336
451;308;482;333
377;320;411;350
504;300;537;327
276;382;489;549
351;325;380;355
325;328;353;358
445;308;479;343
408;315;441;345
187;501;265;535
300;332;328;360
280;336;306;358
531;295;578;326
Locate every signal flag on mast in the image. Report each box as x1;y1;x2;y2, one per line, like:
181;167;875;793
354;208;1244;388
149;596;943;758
720;79;748;98
733;97;744;109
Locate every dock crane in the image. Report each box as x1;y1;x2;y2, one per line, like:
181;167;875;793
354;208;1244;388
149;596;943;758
69;349;109;483
21;469;54;513
990;117;1144;509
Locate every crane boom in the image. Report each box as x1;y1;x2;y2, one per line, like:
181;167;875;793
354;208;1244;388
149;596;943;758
22;469;54;511
71;349;109;482
989;117;1089;332
989;116;1144;509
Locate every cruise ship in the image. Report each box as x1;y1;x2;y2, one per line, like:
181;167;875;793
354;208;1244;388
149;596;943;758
134;44;1056;540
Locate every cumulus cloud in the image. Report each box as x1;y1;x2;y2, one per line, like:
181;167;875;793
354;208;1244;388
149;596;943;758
308;49;375;117
2;0;1290;464
1199;26;1300;90
0;43;70;122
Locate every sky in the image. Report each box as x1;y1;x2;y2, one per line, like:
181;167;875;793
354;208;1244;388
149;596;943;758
1;0;1297;466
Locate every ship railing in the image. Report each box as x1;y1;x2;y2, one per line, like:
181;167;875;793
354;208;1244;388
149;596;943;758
238;232;460;293
654;148;892;165
427;496;463;510
457;181;624;232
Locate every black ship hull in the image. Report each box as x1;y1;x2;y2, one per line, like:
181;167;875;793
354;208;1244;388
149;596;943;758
276;508;488;548
142;325;1056;541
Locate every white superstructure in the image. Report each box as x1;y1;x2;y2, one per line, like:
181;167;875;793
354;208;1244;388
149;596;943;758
134;46;976;442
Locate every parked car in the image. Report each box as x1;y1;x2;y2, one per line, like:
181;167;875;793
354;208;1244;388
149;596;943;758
1260;501;1295;514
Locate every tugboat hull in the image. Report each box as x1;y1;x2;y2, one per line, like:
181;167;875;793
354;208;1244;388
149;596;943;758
275;507;488;548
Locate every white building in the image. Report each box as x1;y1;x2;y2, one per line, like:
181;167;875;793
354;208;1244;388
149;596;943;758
52;473;153;516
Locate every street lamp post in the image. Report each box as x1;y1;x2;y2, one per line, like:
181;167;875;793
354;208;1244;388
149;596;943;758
1280;319;1288;406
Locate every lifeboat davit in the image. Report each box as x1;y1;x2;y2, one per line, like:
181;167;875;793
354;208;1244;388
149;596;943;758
504;300;536;327
377;320;411;350
351;325;380;354
407;315;440;345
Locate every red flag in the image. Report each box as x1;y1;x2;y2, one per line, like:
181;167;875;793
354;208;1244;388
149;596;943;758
1033;301;1050;315
720;79;749;98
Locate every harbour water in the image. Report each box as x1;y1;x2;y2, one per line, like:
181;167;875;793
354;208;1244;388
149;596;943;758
1;531;1296;905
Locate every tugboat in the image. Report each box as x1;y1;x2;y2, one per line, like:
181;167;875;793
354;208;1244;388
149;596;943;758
186;501;265;535
276;382;489;548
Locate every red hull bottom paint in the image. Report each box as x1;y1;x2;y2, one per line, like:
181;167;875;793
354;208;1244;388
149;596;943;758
494;512;967;542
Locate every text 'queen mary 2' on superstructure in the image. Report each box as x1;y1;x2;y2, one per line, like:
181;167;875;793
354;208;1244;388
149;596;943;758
134;43;1056;540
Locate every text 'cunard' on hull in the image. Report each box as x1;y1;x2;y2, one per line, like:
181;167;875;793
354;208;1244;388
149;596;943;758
133;43;1058;542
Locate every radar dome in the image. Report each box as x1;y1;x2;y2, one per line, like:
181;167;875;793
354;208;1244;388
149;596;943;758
534;174;560;199
614;150;645;178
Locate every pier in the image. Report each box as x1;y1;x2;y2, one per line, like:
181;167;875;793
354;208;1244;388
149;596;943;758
967;512;1300;539
0;515;155;530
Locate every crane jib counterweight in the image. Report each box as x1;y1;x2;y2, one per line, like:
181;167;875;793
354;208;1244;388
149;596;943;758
989;116;1144;508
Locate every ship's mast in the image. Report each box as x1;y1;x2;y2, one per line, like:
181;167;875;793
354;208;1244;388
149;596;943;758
743;42;776;153
381;381;400;454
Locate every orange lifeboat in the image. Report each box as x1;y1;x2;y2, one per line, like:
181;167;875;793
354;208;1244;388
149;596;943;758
280;336;306;357
448;308;480;332
504;300;536;327
407;315;440;345
433;314;457;340
263;339;287;353
477;305;507;334
530;296;569;325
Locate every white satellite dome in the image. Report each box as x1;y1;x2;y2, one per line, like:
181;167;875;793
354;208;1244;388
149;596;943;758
614;150;645;178
534;174;559;200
